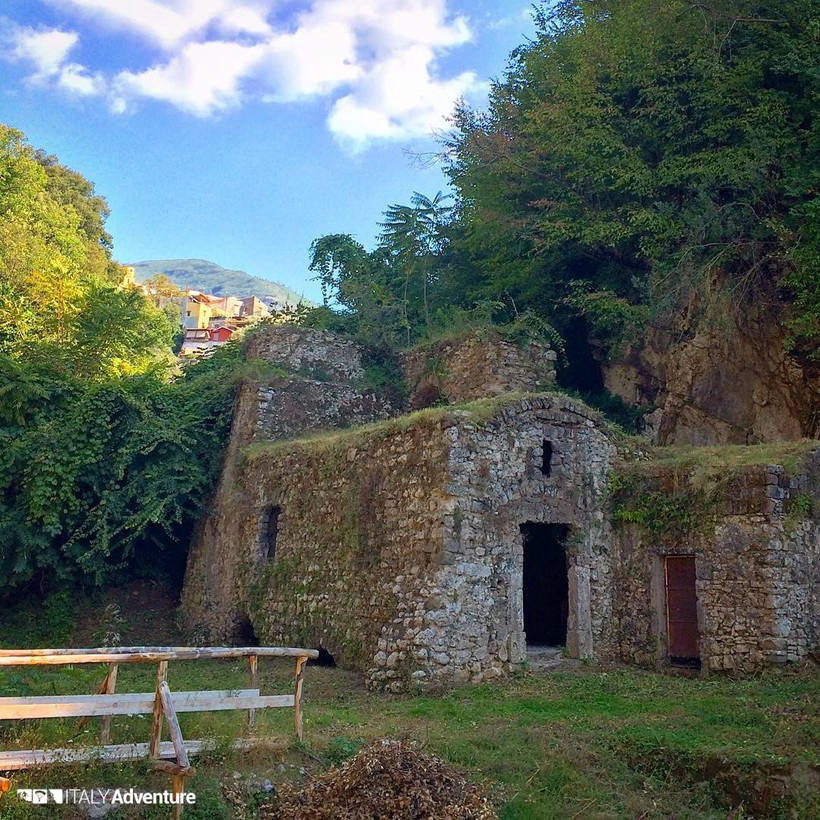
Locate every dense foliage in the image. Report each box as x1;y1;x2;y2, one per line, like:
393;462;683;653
2;0;817;595
0;126;240;599
307;0;819;364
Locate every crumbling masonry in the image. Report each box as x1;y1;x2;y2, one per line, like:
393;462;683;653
181;325;819;690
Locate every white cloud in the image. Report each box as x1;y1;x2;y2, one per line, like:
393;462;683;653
56;61;105;95
113;40;265;115
52;0;272;49
7;25;103;96
328;44;480;150
6;1;486;148
10;27;77;77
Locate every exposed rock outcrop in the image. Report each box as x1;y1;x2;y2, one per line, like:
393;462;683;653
602;309;819;445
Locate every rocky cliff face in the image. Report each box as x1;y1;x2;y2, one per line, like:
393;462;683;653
602;308;819;445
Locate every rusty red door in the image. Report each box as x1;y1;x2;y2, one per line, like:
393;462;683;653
664;556;699;660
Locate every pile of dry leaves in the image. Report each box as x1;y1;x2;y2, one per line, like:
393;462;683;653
261;739;497;819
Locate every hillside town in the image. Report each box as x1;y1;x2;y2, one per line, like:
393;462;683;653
121;265;286;355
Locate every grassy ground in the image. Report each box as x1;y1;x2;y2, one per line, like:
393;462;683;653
1;587;817;818
1;658;817;818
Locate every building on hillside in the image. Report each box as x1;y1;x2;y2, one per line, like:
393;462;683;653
180;328;211;354
240;295;269;319
179;325;235;355
182;293;212;329
180;326;819;691
211;295;242;318
209;325;234;344
119;266;137;288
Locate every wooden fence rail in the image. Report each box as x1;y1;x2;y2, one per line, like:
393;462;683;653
0;645;318;818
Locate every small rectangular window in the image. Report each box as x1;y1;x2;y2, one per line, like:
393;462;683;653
261;505;281;561
540;440;553;476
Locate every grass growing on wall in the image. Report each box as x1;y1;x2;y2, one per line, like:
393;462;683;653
609;439;820;539
242;391;610;464
630;439;820;477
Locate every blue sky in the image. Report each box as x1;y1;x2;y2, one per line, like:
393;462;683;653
0;1;536;301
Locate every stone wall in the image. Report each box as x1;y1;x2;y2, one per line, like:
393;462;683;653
435;396;616;682
609;452;820;672
182;325;397;639
245;325;397;441
255;379;394;441
245;324;369;382
401;332;557;409
181;394;618;691
181;323;819;688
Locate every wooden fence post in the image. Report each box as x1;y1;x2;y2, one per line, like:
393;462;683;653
293;656;306;741
99;663;118;744
157;680;192;820
247;654;258;729
149;660;168;758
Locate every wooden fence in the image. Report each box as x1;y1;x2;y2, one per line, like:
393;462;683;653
0;646;319;817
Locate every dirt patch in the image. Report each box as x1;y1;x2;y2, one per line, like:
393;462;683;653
262;739;496;819
72;580;183;646
619;743;820;817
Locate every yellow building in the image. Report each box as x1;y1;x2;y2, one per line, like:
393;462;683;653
182;294;212;329
118;266;136;289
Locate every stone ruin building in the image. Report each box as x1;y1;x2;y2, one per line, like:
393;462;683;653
181;324;819;691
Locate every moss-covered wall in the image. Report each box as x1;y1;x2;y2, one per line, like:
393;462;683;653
181;324;819;687
608;445;820;672
401;331;557;409
181;394;618;690
240;416;452;689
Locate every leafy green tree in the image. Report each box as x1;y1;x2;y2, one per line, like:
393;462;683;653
308;233;405;346
0;125;176;377
0;125;242;599
0;343;241;596
443;0;819;354
379;192;454;338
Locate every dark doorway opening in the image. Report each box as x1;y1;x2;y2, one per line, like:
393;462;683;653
521;522;569;646
234;617;259;646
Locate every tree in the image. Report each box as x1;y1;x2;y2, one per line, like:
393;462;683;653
0;125;176;378
442;0;819;353
308;233;405;347
0;125;242;599
379;191;454;338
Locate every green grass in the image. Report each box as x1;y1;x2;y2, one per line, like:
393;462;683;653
1;661;817;819
629;439;820;475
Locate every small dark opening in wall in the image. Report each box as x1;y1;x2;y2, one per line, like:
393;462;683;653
260;505;281;561
669;656;701;669
540;440;553;476
310;647;336;667
234;617;259;646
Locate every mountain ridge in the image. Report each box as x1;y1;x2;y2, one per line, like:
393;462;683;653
129;258;310;305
